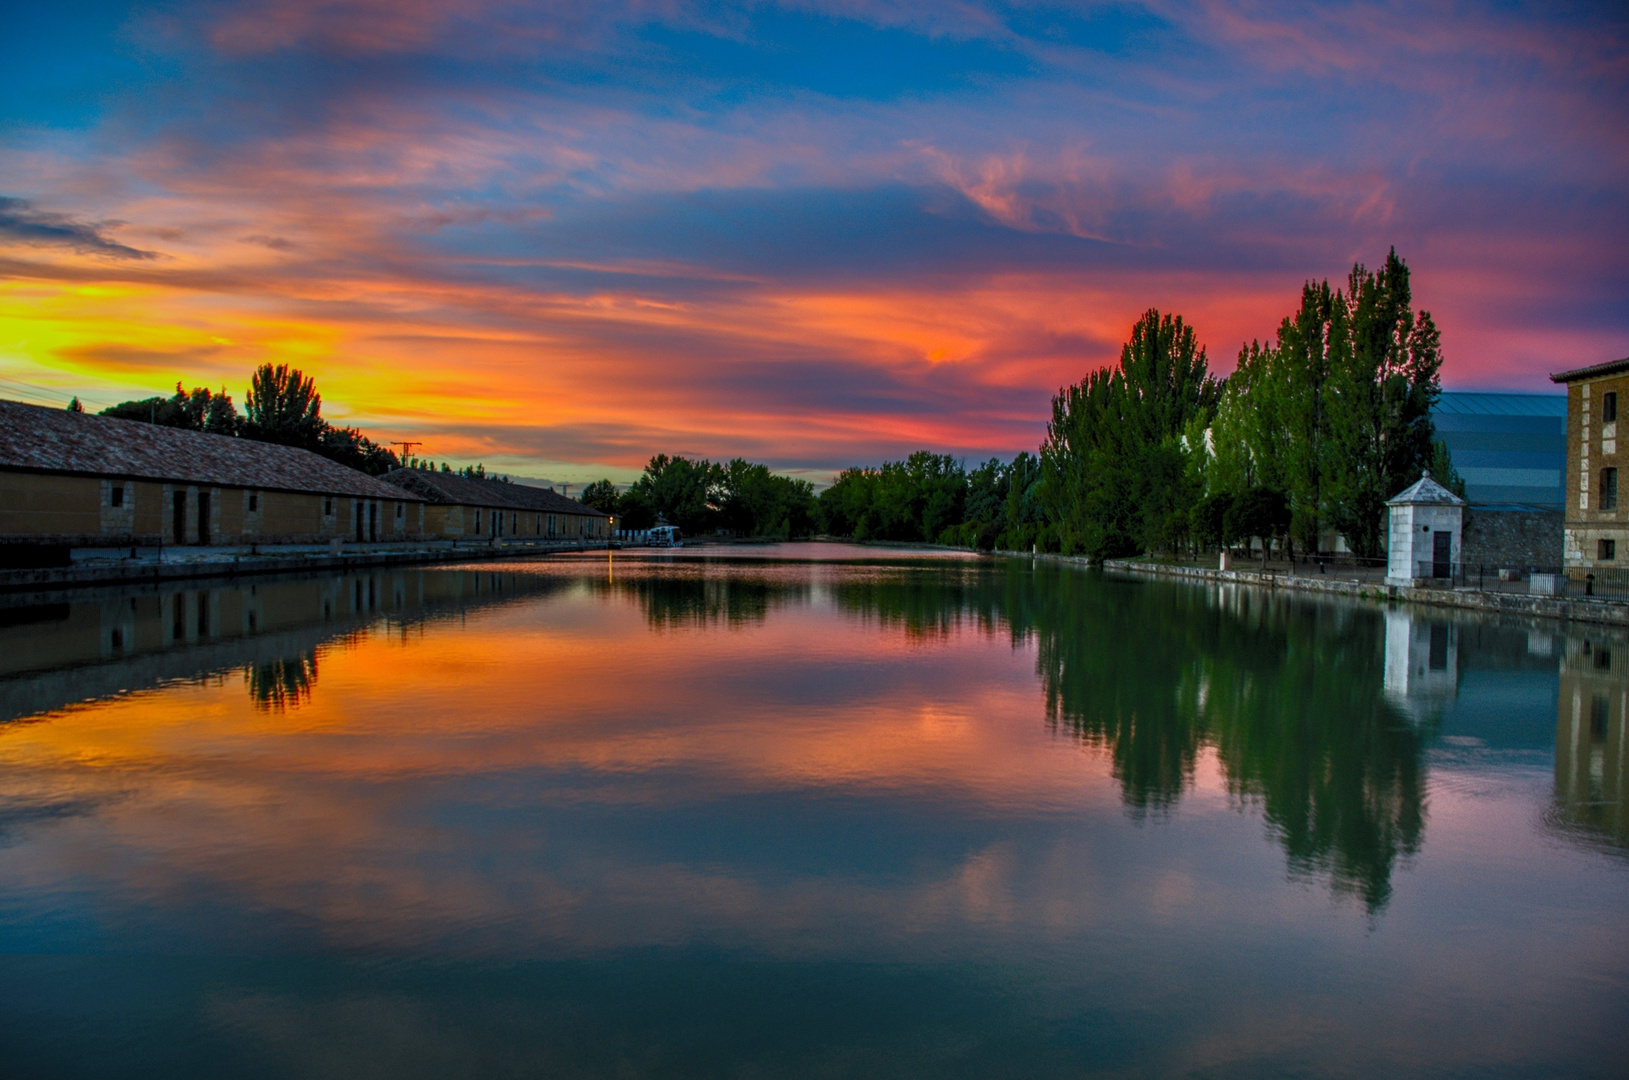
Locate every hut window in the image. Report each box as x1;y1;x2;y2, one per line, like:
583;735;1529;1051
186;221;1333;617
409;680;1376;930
1602;467;1618;510
1599;539;1616;561
324;498;334;515
396;503;403;519
1606;392;1619;423
110;485;124;508
248;493;259;511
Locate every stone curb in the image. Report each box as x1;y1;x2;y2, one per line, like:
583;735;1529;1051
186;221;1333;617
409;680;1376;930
0;541;611;593
1098;558;1629;627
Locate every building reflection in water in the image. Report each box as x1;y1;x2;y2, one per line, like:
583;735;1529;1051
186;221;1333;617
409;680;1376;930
1555;634;1629;846
0;569;569;721
1;555;1611;913
1383;608;1459;724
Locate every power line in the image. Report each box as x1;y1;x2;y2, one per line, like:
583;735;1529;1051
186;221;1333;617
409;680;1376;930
0;378;78;409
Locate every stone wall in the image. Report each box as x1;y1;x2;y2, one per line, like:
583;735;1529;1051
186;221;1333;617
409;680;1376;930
1462;506;1563;569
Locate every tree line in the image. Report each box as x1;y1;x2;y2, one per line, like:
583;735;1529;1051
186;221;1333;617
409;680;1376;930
90;364;404;476
578;455;818;538
76;248;1459;551
813;248;1462;559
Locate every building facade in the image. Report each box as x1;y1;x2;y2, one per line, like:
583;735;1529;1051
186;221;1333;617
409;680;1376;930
1432;391;1565;507
0;399;426;565
380;468;610;542
1385;473;1467;585
1551;358;1629;572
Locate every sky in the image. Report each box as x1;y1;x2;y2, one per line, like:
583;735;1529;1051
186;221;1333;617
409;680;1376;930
1;1;1626;483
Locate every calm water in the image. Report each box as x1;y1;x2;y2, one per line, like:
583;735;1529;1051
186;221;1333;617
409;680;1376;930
0;545;1624;1078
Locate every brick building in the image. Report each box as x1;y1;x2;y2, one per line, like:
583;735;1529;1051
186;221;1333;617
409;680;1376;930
380;468;610;541
0;398;425;565
1551;358;1629;571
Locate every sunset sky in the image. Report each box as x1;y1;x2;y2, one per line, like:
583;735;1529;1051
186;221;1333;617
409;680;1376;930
2;1;1625;483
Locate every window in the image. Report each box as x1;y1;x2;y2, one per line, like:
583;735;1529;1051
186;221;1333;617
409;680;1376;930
1606;391;1618;423
396;503;403;519
248;492;259;511
1599;538;1616;561
110;485;124;508
1603;467;1619;510
324;498;334;515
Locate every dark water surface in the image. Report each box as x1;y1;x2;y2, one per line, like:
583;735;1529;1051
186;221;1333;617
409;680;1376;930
0;545;1624;1078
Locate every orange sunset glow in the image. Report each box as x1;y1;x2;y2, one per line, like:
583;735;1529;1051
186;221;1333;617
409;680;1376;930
3;2;1624;480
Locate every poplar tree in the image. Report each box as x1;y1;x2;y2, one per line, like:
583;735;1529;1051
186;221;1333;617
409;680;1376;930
1323;250;1442;556
1041;309;1219;557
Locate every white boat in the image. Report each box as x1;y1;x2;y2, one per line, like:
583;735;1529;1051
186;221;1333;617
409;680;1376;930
649;525;683;548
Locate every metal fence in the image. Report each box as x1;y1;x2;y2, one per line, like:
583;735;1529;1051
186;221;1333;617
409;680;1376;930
1412;562;1629;601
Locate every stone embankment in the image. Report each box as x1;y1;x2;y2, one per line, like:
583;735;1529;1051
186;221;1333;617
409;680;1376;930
0;539;610;593
1098;557;1629;627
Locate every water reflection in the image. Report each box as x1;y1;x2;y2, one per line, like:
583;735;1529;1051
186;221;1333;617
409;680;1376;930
0;551;1623;1077
1556;635;1629;846
0;568;569;722
246;651;319;711
587;570;800;630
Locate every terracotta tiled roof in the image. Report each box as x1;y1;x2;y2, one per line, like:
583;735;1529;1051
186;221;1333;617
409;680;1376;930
1550;357;1629;383
0;398;421;501
381;468;608;516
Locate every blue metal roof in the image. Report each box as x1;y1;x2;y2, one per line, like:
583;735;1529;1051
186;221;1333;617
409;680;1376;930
1433;391;1566;416
1432;392;1565;507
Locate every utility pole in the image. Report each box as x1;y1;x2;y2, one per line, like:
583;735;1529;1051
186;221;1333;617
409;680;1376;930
392;441;422;463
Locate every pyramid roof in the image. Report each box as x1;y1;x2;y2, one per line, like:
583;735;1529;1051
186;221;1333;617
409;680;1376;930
1386;472;1467;507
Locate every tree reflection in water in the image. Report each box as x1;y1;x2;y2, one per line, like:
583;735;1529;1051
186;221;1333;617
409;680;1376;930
831;561;1429;912
591;572;800;630
246;650;319;712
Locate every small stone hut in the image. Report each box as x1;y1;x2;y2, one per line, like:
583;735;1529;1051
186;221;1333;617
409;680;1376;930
1385;472;1467;585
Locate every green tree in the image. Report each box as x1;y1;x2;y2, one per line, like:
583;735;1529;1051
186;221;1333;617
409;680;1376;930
579;479;620;515
626;454;722;535
1324;250;1443;557
1189;491;1235;552
243;364;325;448
718;459;817;538
1040;309;1219;557
1428;440;1467;499
102;382;240;435
1225;486;1291;567
318;426;399;476
66;396;84;413
817;453;967;543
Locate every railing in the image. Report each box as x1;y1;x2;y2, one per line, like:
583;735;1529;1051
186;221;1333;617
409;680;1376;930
1412;562;1629;602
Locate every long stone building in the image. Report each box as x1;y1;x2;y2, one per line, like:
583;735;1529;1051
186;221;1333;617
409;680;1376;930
380;467;610;541
0;398;426;565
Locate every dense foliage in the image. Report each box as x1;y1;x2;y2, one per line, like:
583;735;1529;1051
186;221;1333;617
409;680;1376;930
1205;250;1456;557
816;249;1458;560
585;454;818;538
99;364;402;475
81;249;1456;555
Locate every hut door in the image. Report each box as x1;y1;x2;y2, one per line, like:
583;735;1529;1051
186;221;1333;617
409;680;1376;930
369;502;378;541
172;490;186;545
356;502;365;542
197;491;210;545
1432;530;1451;577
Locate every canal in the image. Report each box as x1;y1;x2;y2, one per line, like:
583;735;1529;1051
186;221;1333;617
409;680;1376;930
0;545;1624;1077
